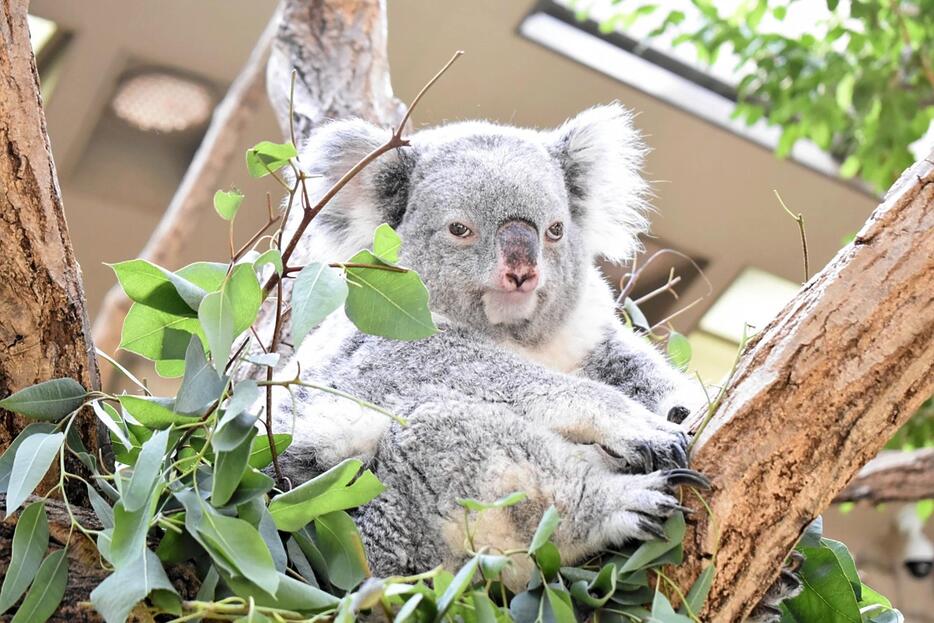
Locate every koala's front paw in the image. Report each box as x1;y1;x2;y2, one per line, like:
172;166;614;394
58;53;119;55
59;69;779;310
599;469;710;544
601;417;691;473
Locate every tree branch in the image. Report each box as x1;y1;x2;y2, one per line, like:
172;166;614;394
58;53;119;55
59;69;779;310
676;151;934;620
834;448;934;504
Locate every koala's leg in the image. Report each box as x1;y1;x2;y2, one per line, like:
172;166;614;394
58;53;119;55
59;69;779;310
356;400;706;589
579;323;708;424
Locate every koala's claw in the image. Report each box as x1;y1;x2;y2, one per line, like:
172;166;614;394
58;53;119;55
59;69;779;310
663;468;711;490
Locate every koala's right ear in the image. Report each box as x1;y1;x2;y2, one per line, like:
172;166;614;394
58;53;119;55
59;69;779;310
290;119;415;262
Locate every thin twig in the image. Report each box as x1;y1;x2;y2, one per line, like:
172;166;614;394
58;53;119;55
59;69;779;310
232;212;281;262
617;248;712;306
634;272;682;306
773;190;809;283
262;50;464;297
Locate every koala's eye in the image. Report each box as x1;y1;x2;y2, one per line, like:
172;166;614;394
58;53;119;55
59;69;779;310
448;222;472;238
546;222;564;242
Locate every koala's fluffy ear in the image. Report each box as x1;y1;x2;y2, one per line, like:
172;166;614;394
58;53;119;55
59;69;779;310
548;103;650;264
290;118;415;263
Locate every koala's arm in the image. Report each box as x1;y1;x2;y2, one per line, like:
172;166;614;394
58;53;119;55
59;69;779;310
578;322;706;423
295;324;689;472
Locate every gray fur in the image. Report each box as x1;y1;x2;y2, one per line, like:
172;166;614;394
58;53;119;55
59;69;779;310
273;104;706;586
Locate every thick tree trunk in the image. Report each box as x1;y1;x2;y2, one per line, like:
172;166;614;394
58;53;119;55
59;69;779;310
676;152;934;621
1;2;106;618
0;0;100;496
91;13;279;388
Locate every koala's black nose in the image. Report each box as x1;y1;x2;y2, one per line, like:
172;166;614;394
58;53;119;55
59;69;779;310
496;220;540;292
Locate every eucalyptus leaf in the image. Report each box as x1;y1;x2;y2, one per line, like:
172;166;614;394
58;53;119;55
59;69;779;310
372;223;402;264
344;250;437;341
90;548;178;623
529;505;560;555
269;464;384;532
436;555;480;620
667;330;692;369
118;394;196;429
0;501;49;614
245;140;297;178
0;423;55;493
5;432;64;515
175;335;224;415
619;512;685;573
248;433;292;470
314;511;370;591
212;428;256;507
457;491;527;512
109;259;206;313
123;429;169;512
0;378;87;421
292;262;348;347
119;303;202;371
9;548;68;623
214;189;244;221
199;263;262;366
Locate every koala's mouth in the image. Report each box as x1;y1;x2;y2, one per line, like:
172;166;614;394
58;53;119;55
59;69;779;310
481;289;540;325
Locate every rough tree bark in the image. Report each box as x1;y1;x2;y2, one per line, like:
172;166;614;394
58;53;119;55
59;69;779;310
0;0;100;496
1;1;105;619
90;12;280;389
834;448;934;504
675;153;934;620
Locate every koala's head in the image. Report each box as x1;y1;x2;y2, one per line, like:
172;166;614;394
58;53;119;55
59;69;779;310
299;104;649;345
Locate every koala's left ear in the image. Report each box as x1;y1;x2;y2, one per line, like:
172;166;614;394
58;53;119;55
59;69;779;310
547;103;650;264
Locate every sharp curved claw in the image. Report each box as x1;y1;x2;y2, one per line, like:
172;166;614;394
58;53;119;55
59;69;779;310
664;468;711;489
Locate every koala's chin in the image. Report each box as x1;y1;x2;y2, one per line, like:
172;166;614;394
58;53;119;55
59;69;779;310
481;289;541;325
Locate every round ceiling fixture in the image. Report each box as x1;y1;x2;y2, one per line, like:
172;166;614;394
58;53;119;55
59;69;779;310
112;70;214;133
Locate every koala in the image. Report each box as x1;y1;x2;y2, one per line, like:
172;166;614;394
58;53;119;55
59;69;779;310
272;103;703;572
271;104;797;618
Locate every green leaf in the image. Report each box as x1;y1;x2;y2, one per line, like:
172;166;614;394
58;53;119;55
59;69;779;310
457;491;527;512
9;548;67;623
836;74;855;110
254;249;283;276
120;303;202;370
212;428;257;507
0;378;87;422
87;483;115;529
529;506;560;555
214;380;261;452
183;493;280;597
110;259;206;313
372;224;402;264
622;298;649;332
344;250;437;341
569;562;616;608
620;512;686;573
90;549;177;623
248;433;292;469
543;586;576;623
214;189;244;221
175;335;224;415
916;499;934;522
0;423;55;492
798;516;824;548
5;432;64;515
269;461;384;531
785;546;861;623
118;394;196;429
245;140;297;178
839;155;860;178
239;497;287;572
680;564;715;616
223;571;339;613
198;263;262;366
0;501;49;614
110;491;158;568
436;556;480;620
122;429;168;512
533;541;561;580
91;400;132;451
819;538;861;600
314;511;370;591
667;331;692;369
472;591;499;623
292;262;348;347
478;554;511;580
650;588;693;623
